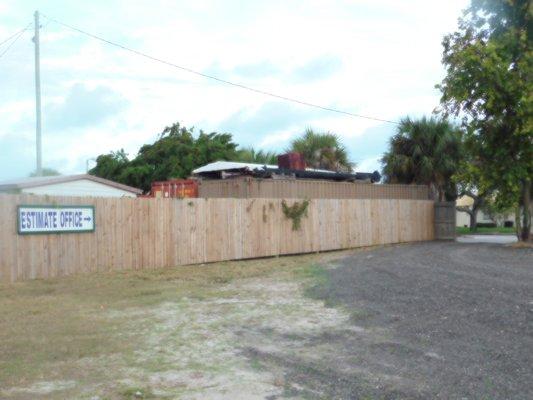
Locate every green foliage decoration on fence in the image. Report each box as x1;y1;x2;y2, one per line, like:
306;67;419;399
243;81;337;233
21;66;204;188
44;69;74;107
281;199;310;231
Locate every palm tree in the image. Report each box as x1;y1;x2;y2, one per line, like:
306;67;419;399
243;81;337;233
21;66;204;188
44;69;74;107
381;116;463;201
235;147;279;165
289;128;353;172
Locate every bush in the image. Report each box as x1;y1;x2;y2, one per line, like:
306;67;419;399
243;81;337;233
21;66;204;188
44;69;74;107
503;220;514;228
477;222;496;228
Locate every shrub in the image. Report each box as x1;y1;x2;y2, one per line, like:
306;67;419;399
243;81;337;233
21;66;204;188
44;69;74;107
477;222;496;228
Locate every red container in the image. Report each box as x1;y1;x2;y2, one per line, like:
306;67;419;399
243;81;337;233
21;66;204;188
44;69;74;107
150;179;198;198
277;152;306;170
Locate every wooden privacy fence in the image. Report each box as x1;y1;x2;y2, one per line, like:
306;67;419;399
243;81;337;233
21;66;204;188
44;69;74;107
198;178;430;200
0;194;434;283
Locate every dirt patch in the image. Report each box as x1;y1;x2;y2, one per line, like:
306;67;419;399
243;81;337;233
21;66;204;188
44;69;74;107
3;380;77;396
89;277;354;399
510;240;533;248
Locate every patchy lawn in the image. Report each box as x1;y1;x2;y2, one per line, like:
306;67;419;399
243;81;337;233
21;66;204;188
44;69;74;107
0;251;355;400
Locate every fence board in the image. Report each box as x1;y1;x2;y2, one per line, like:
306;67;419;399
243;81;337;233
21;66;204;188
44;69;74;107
0;194;434;283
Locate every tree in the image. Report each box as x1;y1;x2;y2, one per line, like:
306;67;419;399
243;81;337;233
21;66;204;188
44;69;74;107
381;116;463;201
455;182;491;232
481;199;514;227
29;168;61;177
454;136;493;231
289;128;352;172
89;123;239;192
89;150;130;184
438;0;532;240
455;177;490;232
234;147;278;165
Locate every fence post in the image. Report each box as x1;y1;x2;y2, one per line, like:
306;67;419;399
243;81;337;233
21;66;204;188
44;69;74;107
434;202;456;240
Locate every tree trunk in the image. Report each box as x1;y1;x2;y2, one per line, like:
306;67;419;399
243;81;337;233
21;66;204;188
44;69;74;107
519;179;531;241
470;198;483;233
515;206;522;241
469;210;478;232
456;205;477;232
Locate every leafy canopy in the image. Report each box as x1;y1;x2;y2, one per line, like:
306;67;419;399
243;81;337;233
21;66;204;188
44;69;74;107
438;0;532;209
381;116;463;201
289;128;353;172
89;123;238;192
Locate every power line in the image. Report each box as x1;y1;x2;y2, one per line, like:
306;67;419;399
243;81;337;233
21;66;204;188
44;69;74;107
42;14;399;125
0;24;31;47
0;24;31;59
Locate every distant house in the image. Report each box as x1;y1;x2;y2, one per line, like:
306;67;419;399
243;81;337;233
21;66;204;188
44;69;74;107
0;174;142;198
456;195;514;228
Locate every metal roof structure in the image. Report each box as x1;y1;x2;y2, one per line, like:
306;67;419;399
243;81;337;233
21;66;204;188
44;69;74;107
191;161;381;183
192;161;277;174
192;161;336;175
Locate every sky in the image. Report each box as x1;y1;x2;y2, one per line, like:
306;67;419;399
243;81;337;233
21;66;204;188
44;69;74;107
0;0;468;181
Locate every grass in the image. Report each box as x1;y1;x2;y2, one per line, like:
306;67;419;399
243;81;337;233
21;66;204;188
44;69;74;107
0;250;348;398
456;226;516;235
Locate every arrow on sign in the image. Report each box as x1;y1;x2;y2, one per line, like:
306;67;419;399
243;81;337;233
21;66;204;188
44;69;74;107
83;217;92;222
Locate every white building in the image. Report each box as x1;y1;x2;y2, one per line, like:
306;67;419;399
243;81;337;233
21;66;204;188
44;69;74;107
456;195;514;227
0;174;142;198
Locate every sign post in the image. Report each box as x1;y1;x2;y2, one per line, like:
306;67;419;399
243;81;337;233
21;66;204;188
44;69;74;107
17;205;95;234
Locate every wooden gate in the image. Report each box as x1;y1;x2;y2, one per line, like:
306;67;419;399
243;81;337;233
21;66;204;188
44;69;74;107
434;202;456;240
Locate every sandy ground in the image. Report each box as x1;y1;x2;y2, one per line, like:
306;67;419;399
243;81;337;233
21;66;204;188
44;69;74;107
98;278;352;399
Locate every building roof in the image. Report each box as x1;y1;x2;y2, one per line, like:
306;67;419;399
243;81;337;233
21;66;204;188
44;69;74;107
0;174;143;194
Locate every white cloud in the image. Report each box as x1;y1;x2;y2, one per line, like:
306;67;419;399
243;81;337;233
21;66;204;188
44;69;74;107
356;156;382;173
0;0;468;180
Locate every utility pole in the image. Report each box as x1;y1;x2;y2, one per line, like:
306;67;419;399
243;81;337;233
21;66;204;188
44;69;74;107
34;10;42;177
86;158;96;172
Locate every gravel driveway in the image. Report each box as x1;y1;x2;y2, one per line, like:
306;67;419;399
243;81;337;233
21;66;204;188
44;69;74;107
272;241;533;399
